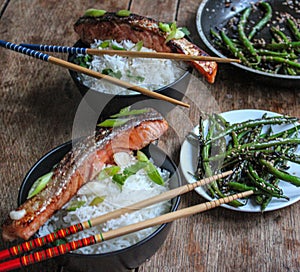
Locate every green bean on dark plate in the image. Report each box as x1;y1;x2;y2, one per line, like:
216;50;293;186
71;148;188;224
193;112;300;211
210;1;300;75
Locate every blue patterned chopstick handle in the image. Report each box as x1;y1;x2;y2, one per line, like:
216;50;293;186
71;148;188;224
0;40;50;61
19;44;87;55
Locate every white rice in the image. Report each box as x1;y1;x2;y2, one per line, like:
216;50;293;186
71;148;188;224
38;152;171;254
76;39;188;95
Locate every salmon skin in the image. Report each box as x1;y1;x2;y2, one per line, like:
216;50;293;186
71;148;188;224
74;12;218;83
2;108;168;241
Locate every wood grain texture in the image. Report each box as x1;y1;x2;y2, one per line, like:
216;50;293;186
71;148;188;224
131;0;179;22
0;0;9;17
0;0;299;272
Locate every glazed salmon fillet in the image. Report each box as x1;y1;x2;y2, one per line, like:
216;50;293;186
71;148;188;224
2;108;168;241
74;12;217;83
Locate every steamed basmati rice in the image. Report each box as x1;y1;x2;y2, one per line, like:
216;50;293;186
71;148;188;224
38;152;171;254
76;39;188;95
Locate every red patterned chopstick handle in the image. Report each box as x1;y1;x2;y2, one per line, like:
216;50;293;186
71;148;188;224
0;258;21;272
0;250;10;263
0;235;100;271
0;222;85;261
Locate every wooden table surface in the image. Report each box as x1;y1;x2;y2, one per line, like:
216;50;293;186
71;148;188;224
0;1;299;271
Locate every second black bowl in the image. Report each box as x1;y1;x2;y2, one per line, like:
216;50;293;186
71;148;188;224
18;141;181;272
68;40;192;120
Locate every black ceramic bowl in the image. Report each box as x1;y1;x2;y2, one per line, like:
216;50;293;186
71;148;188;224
18;141;181;272
196;0;300;88
68;40;192;120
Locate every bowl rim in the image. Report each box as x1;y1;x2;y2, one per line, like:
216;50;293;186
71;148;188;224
196;0;300;80
68;39;193;98
18;140;181;258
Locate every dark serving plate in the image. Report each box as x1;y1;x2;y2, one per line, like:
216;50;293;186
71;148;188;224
18;141;181;272
196;0;300;88
68;40;192;120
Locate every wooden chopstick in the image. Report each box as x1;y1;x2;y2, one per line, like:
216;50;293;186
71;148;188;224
19;43;241;63
51;57;190;107
0;171;232;261
86;49;241;63
0;40;190;108
0;189;253;271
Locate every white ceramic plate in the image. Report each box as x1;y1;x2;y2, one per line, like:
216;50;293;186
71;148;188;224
180;109;300;212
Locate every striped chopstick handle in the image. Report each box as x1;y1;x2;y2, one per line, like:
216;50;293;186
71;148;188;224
19;43;88;54
0;234;103;272
0;222;88;261
0;40;49;61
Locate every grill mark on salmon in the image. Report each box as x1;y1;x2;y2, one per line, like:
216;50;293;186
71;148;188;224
2;108;168;241
74;12;218;83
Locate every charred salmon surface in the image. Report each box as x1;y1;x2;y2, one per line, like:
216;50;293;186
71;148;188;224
74;11;217;83
2;108;168;242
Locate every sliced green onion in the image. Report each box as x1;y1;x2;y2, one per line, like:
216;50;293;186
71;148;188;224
111;44;126;50
27;172;53;199
110;107;149;118
145;162;164;185
179;27;190;36
116;9;131;17
89;196;106;206
174;29;185;39
112;174;127;189
66;200;86;211
123;161;148;176
108;150;165;188
126;70;145;82
98;165;121;180
97;118;130;127
137;150;149;162
135;41;144;51
112;161;147;189
165;22;177;43
101;68;122;79
73;55;92;68
99;40;110;48
159;22;171;33
84;9;107;17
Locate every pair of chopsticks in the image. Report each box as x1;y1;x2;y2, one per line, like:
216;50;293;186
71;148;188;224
0;40;189;108
19;43;241;63
0;40;239;109
0;171;254;271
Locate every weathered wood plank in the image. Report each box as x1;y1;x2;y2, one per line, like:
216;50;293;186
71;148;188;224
131;0;179;22
139;0;300;272
0;0;299;272
0;0;9;18
0;1;130;271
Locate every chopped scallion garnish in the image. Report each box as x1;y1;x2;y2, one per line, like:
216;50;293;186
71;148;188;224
27;172;53;199
135;41;144;51
116;10;131;17
84;9;107;17
137;150;149;162
159;22;171;33
99;40;110;48
101;68;122;79
97;118;130;127
126;70;145;82
110;107;149;118
179;27;190;36
98;165;121;180
145;162;164;185
89;196;106;206
111;44;126;51
137;150;165;185
66;200;86;211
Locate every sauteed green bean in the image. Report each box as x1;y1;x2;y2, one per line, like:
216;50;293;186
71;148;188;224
192;113;300;211
210;1;300;75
